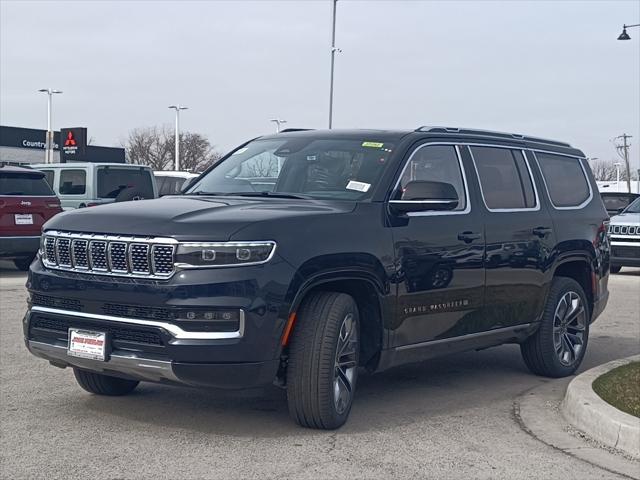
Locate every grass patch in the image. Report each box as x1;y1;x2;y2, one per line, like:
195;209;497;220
592;362;640;418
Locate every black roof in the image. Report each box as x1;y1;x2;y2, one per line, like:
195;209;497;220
261;127;583;156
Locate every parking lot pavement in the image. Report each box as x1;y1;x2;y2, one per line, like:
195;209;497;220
1;265;638;480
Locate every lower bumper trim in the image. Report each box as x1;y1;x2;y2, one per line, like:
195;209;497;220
28;340;180;384
27;340;280;389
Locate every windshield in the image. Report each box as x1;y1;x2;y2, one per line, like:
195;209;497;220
622;197;640;213
188;137;395;200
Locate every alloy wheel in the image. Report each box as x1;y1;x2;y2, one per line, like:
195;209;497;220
552;291;587;366
333;313;358;415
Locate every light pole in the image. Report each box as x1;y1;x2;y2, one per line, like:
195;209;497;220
270;119;287;133
328;0;341;129
168;105;188;171
617;24;640;40
614;163;621;192
38;88;62;163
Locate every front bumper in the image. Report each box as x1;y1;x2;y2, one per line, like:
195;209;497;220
24;256;296;388
27;339;279;389
0;235;40;258
610;241;640;267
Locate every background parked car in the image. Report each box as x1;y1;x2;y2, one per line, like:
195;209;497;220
608;196;640;273
153;170;199;196
599;192;640;216
33;163;157;209
0;165;62;270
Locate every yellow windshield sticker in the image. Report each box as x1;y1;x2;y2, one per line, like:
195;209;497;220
361;141;384;148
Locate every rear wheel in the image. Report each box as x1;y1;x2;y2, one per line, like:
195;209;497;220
610;265;622;274
286;292;359;429
73;368;139;396
13;255;34;271
521;277;589;377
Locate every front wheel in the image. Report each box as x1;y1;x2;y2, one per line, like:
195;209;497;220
286;292;359;429
520;277;590;377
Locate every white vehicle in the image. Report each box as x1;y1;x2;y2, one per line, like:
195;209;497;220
608;197;640;273
153;170;199;196
33;163;157;210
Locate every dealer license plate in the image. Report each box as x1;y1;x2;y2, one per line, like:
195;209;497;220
68;329;107;361
14;214;33;225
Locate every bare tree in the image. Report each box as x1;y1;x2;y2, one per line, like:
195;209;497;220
170;131;222;172
124;126;221;172
590;159;633;181
125;126;173;170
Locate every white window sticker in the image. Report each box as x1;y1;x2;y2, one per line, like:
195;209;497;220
346;180;371;192
232;147;248;155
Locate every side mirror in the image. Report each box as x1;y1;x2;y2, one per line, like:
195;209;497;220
389;180;459;213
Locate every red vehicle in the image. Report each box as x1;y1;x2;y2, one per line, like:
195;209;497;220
0;166;63;270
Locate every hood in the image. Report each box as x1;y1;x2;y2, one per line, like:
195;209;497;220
44;196;356;241
610;212;640;226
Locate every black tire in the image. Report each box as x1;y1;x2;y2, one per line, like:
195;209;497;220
286;292;359;430
13;255;34;271
520;277;590;378
610;265;622;274
73;368;139;396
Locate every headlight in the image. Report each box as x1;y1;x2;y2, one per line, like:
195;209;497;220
175;241;276;268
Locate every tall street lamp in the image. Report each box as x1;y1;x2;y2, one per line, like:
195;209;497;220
617;24;639;40
38;88;62;163
270;118;287;133
328;0;341;129
168;105;188;171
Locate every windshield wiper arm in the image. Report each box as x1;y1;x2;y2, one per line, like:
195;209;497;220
225;191;311;200
189;191;225;196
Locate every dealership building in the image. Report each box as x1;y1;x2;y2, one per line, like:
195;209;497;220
0;125;125;164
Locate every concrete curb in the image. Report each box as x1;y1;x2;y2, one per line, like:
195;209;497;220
562;355;640;459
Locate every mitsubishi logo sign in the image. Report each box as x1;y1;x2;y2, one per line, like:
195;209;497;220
64;131;77;147
61;127;87;160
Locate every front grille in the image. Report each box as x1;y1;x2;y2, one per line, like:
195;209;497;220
42;230;176;279
31;294;83;312
612;246;640;259
30;315;164;346
609;225;639;236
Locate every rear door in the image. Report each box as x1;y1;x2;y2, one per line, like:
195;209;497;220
467;145;556;329
391;143;486;346
0;170;60;237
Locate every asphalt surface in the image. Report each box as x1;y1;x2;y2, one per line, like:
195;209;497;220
1;261;639;479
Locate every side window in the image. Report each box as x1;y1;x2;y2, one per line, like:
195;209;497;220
471;147;537;210
59;169;86;195
41;170;55;188
536;153;590;208
397;145;467;211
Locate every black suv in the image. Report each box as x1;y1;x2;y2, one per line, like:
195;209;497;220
24;127;610;429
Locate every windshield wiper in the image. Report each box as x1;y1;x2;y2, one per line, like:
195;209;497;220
224;191;311;200
189;191;226;196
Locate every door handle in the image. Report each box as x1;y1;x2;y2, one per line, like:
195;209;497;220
532;226;553;238
458;231;482;243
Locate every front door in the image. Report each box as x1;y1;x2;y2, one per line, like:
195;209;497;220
390;143;486;347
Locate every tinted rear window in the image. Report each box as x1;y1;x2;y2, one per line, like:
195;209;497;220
471;147;537;210
157;176;187;196
601;195;635;211
97;168;154;198
0;172;55;196
536;153;590;207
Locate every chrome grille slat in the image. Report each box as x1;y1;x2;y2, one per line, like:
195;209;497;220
41;231;176;279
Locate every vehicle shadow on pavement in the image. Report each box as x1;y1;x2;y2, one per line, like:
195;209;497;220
78;337;640;437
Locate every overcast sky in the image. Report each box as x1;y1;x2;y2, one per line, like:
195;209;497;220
1;0;639;169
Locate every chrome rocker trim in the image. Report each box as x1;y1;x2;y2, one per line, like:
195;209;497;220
30;305;245;340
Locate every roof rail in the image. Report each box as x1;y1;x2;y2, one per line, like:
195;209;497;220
414;126;571;148
279;128;314;133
